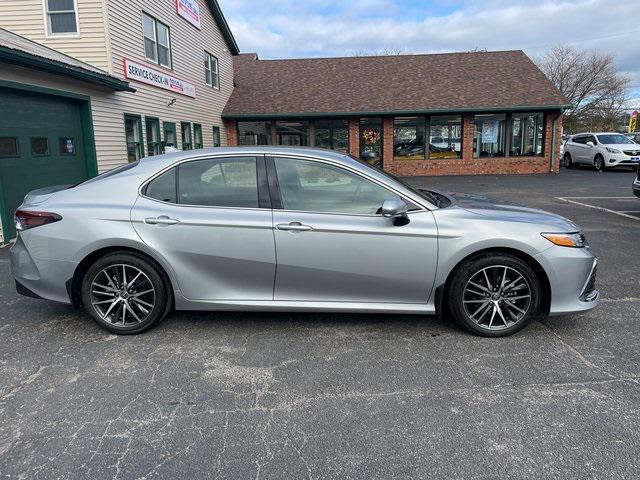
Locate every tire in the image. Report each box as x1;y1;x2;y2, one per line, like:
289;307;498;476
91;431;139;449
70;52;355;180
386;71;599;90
447;253;541;337
81;252;171;334
563;152;573;168
594;154;605;172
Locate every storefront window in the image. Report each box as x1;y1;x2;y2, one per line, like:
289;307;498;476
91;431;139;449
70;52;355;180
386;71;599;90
474;114;506;158
315;119;348;152
360;118;383;168
276;121;309;146
238;121;272;145
511;113;544;156
124;114;143;162
181;122;192;150
429;115;461;159
193;123;203;149
394;117;426;160
145;117;161;156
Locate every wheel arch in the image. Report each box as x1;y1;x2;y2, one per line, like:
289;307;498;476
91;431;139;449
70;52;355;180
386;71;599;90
67;246;175;309
437;246;551;317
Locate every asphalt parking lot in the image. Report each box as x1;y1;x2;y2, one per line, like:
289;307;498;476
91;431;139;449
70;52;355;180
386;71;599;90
1;167;639;479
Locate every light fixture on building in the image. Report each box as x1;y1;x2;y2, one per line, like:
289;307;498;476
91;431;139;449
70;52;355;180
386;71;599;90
167;98;177;107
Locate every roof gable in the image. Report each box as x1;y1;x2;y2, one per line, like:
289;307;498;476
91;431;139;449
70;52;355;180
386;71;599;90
203;0;239;55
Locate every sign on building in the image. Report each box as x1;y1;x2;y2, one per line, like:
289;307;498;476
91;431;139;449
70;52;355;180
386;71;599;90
124;59;196;98
176;0;202;29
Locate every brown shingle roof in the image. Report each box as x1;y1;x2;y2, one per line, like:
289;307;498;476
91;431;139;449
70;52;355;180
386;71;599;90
223;50;568;118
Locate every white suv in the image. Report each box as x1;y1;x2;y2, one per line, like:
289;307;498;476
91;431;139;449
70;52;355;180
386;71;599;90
562;132;640;171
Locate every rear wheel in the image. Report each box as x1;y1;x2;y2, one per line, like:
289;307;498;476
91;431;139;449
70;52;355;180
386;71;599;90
563;152;573;168
81;253;171;334
447;254;541;337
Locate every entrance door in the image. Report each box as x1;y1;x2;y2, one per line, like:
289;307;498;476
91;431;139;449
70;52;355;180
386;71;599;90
359;117;383;169
0;88;88;239
269;156;438;304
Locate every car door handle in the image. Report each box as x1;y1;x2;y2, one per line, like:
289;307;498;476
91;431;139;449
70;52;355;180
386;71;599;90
276;222;313;232
144;215;180;225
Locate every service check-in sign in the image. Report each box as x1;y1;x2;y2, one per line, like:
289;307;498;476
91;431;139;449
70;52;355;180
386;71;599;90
124;59;196;98
176;0;201;29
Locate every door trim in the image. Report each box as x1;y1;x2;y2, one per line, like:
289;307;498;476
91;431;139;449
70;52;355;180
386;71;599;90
0;80;98;241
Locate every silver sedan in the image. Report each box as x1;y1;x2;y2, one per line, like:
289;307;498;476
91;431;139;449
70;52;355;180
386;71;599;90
10;147;599;336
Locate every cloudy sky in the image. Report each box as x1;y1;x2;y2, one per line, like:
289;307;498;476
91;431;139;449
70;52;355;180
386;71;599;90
219;0;640;101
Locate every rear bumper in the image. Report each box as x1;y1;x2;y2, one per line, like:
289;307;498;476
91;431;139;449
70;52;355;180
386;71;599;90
633;180;640;198
10;235;75;304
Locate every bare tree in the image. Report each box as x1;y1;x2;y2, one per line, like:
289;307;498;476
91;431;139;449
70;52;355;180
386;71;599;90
537;46;630;131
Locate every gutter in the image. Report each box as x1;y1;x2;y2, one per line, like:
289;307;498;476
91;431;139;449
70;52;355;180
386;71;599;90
0;46;135;92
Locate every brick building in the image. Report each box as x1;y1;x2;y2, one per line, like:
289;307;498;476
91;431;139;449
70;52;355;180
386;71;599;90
222;51;569;176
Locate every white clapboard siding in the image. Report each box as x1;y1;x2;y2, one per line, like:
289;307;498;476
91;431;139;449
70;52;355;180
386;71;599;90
105;0;234;169
0;0;111;72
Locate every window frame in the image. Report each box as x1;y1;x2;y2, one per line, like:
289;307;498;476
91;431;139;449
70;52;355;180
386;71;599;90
0;137;20;158
212;126;221;147
204;51;220;89
141;12;172;69
124;113;144;162
30;137;50;157
43;0;79;37
193;123;203;149
140;154;271;210
266;155;421;217
163;121;177;151
145;117;162;156
181;121;192;150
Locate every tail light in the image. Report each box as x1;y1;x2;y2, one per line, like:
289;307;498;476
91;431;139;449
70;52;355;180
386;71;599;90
15;210;62;231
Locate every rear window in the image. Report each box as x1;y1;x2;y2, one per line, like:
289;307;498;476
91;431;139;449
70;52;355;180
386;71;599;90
79;161;140;186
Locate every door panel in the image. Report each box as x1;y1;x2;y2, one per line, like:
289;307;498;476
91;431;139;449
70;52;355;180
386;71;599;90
0;89;87;238
272;210;438;303
132;196;275;301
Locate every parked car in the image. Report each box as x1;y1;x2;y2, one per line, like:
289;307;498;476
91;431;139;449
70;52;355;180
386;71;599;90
634;164;640;198
624;132;640;144
10;147;599;337
563;132;640;171
394;142;424;157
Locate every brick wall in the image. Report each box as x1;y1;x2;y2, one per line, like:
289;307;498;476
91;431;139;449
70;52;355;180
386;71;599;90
224;119;238;146
224;111;563;176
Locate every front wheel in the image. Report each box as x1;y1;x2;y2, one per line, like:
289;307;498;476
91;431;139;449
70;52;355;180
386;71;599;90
594;155;605;172
563;152;573;168
81;253;171;334
447;254;541;337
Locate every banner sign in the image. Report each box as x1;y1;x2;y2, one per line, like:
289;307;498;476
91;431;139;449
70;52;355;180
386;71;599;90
629;110;638;133
176;0;201;29
481;119;499;143
124;58;196;98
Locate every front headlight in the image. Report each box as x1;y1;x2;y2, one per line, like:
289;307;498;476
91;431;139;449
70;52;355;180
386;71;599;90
606;147;622;154
541;232;587;248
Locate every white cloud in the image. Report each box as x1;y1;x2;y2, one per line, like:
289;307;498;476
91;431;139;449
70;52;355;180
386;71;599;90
219;0;640;92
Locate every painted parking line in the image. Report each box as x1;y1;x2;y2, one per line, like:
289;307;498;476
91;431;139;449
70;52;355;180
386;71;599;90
556;196;640;221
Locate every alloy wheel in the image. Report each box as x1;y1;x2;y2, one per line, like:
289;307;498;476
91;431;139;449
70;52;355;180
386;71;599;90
462;265;532;331
90;264;156;326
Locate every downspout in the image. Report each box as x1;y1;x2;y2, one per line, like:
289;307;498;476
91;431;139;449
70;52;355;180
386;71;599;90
550;114;558;173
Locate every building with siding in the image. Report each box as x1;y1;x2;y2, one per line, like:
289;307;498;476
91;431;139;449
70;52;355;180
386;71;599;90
0;0;238;241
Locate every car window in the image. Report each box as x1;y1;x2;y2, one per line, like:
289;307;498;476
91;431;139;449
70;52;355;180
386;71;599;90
571;136;585;144
596;134;634;145
177;157;259;207
146;167;177;203
274;157;400;215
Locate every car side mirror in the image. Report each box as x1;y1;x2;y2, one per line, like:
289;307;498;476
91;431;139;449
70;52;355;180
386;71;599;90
381;198;409;226
586;141;595;147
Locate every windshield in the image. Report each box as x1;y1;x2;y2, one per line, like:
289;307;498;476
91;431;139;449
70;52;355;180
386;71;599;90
596;134;634;145
348;154;437;205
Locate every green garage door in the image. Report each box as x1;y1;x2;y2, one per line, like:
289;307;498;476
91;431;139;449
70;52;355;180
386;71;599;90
0;88;89;239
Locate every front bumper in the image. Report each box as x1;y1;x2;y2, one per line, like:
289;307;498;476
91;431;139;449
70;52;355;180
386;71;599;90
606;152;640;167
534;246;599;316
